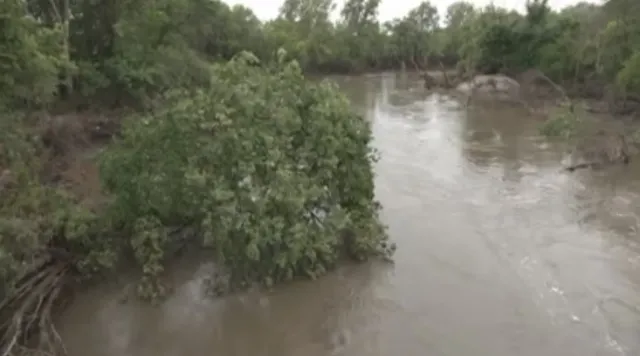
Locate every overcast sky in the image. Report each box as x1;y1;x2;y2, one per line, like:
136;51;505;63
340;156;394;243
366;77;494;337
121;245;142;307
224;0;601;22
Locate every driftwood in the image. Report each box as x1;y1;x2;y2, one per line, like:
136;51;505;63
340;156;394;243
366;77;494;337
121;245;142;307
420;67;576;113
458;74;524;109
467;68;580;114
519;69;570;103
564;157;630;172
419;65;640;118
565;162;600;172
524;73;635;172
525;74;636;173
418;65;636;173
564;130;631;172
420;59;463;90
420;66;635;173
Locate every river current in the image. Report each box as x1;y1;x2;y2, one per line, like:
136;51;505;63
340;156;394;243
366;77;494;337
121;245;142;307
58;72;640;356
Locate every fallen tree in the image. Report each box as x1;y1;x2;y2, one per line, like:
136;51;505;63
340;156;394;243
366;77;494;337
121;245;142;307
421;66;574;112
99;52;394;295
0;51;395;356
418;64;635;171
564;129;632;171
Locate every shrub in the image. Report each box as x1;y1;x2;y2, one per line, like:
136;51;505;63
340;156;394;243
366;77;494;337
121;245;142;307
99;51;393;296
539;104;583;139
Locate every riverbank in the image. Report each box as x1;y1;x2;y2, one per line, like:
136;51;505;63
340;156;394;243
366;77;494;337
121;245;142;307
2;65;638;356
0;57;394;356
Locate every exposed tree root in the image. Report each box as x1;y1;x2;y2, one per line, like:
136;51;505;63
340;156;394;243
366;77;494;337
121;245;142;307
0;261;70;356
564;162;600;172
565;156;630;172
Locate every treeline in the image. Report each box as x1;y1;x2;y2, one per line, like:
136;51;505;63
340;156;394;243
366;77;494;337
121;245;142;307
3;0;640;111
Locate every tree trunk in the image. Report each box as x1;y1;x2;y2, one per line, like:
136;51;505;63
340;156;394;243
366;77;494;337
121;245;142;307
47;0;73;99
60;0;72;99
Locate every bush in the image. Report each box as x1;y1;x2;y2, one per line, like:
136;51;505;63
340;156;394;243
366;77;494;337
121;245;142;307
539;105;583;139
0;0;69;109
99;52;393;296
616;51;640;94
0;112;116;287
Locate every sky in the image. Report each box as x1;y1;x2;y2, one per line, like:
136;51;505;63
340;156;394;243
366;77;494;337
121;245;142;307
223;0;600;22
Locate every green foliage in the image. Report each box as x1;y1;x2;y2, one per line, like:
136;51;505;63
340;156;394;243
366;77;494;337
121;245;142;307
0;112;116;291
616;51;640;93
0;0;638;310
0;0;69;108
539;106;583;139
1;0;639;109
99;53;391;292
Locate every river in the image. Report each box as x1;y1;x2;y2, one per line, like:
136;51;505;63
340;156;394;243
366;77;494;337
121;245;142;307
58;73;640;356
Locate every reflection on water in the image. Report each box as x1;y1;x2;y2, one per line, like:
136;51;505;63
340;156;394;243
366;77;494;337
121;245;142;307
58;72;640;356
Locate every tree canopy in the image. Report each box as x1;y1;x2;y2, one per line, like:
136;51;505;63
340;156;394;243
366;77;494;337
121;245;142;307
2;0;639;108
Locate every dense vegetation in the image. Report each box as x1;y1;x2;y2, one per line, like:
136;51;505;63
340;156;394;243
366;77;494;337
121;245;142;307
3;0;640;109
0;0;638;354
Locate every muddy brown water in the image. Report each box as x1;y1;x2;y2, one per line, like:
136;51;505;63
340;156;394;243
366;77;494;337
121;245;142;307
58;73;640;356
